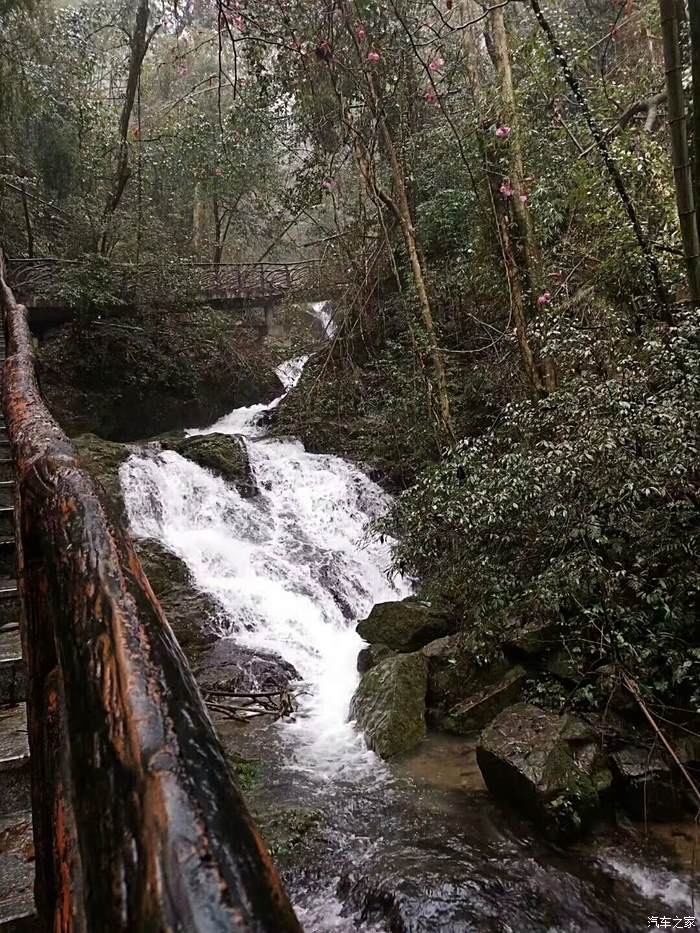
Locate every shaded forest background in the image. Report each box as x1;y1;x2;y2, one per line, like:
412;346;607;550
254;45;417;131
0;0;698;730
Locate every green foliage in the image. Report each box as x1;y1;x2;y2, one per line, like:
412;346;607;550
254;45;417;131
382;311;700;714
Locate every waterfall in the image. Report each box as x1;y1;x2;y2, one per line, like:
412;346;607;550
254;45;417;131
120;352;410;777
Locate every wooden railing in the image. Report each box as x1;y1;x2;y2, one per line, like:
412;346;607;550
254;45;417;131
0;254;303;932
5;256;347;304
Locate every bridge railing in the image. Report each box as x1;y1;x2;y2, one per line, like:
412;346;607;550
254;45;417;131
0;254;302;932
5;256;347;303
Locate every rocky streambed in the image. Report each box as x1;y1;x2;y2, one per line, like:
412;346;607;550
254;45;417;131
350;598;700;842
73;408;699;932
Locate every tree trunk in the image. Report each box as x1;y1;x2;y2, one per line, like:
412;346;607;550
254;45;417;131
490;7;544;299
659;0;700;303
529;0;668;311
688;0;700;224
20;182;33;259
100;0;159;255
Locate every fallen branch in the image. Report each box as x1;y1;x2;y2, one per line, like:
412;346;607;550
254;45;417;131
623;672;700;811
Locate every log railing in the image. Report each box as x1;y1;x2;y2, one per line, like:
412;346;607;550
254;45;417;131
0;254;303;932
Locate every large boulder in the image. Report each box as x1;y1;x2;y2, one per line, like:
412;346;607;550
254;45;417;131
357;643;396;675
73;432;132;523
161;432;257;497
422;634;511;718
610;745;693;821
477;704;612;841
134;539;221;655
443;667;526;735
38;315;283;442
350;653;428;758
356;599;455;653
194;640;299;695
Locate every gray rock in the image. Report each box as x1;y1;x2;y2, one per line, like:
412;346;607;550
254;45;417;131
350;653;428;758
72;432;132;523
610;745;692;821
161;432;258;497
195;640;299;695
134;538;221;656
422;634;510;717
356;599;455;653
443;667;527;735
477;703;612;841
357;643;395;674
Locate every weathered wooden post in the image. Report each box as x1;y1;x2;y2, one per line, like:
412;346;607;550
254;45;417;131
0;254;304;933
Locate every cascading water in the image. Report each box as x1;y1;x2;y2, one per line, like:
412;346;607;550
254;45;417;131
120;306;698;932
122;352;409;778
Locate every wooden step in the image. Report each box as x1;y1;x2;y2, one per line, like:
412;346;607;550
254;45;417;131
0;513;12;541
0;590;18;631
0;630;24;708
0;489;12;511
0;464;12;484
0;809;36;931
0;706;30;817
0;541;15;581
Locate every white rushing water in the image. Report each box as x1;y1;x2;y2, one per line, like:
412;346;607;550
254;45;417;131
120;341;410;778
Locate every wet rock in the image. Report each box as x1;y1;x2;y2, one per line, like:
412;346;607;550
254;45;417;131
477;703;612;841
610;746;693;821
544;650;582;685
134;538;221;655
357;643;395;675
72;432;132;523
256;806;322;862
422;635;510;718
350;653;428;758
356;599;455;653
38;317;283;441
443;667;526;735
502;612;559;659
161;432;258;497
194;640;299;695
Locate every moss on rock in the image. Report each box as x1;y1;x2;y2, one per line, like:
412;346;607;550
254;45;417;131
162;432;257;496
477;703;612;842
356;599;455;653
350;652;428;758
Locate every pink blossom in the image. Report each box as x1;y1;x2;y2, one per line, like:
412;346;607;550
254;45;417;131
356;24;367;40
429;56;445;72
495;124;511;140
499;180;514;198
367;50;381;64
520;194;528;205
425;89;438;104
537;291;553;307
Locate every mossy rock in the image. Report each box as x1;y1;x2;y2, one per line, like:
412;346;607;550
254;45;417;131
256;807;322;862
134;538;221;656
162;432;257;497
72;432;132;523
443;666;526;735
421;634;511;718
356;599;455;653
357;643;395;674
350;652;428;758
477;703;612;842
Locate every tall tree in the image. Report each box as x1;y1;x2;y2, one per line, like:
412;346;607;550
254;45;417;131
100;0;160;255
659;0;700;302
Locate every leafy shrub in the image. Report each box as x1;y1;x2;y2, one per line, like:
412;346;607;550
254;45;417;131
382;312;700;713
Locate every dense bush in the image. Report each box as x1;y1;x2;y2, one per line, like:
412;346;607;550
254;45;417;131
382;311;700;714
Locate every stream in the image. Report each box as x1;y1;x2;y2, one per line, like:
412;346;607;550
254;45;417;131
119;310;698;932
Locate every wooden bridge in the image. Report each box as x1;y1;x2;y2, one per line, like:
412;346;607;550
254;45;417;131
0;252;304;930
5;256;347;312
